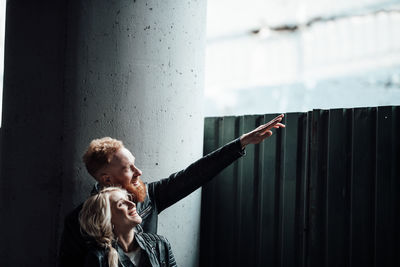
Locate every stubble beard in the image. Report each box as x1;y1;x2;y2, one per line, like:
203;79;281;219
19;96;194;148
124;178;147;203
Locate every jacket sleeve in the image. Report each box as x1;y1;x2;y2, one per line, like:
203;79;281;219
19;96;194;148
58;205;87;267
83;250;106;267
165;238;177;267
157;235;177;267
149;138;245;212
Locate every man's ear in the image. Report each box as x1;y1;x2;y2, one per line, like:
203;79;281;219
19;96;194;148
99;173;112;186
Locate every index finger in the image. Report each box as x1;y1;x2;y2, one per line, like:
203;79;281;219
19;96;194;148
264;114;284;128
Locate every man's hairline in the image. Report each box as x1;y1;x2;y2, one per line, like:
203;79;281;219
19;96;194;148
91;146;135;182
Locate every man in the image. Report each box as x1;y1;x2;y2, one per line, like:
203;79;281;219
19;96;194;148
58;114;285;266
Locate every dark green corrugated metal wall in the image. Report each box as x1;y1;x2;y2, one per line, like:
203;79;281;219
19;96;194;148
200;106;400;267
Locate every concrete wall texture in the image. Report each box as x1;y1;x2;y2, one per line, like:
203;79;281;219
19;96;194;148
0;1;207;266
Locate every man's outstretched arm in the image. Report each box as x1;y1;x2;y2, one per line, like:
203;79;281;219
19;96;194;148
151;114;286;212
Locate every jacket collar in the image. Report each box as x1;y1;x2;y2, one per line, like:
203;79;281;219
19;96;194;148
116;245;134;267
114;226;146;267
91;183;103;195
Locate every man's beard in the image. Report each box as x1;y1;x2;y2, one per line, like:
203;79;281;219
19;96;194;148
124;178;147;203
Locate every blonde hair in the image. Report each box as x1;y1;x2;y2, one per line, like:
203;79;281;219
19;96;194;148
79;187;128;267
82;137;124;178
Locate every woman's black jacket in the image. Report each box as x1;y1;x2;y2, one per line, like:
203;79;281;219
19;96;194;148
84;228;177;267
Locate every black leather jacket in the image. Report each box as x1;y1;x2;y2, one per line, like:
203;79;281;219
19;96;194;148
59;138;245;267
84;226;176;267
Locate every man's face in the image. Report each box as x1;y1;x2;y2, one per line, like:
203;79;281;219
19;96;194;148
100;148;147;202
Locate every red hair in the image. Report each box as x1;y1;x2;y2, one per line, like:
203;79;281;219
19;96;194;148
83;137;124;178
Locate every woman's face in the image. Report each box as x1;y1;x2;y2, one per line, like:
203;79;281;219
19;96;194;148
109;190;142;230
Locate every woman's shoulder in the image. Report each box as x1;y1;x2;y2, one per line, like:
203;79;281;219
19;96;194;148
136;233;177;266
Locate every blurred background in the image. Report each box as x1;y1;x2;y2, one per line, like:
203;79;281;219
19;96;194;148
0;1;399;122
204;0;400;116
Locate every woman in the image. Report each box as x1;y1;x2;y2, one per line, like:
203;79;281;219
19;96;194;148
79;187;177;267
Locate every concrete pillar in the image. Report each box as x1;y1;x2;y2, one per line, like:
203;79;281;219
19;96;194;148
0;0;206;266
0;2;68;265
